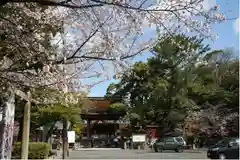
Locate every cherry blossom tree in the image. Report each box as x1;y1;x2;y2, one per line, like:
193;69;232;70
1;0;228;92
0;4;62;158
48;0;227;89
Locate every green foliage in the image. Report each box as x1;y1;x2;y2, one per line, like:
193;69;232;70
106;35;239;134
12;142;52;159
72;122;84;135
188;50;239;110
15;88;88;141
105;83;118;98
109;102;127;114
112;35;209;127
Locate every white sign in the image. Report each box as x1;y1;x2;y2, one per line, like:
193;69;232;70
132;134;146;142
67;131;75;143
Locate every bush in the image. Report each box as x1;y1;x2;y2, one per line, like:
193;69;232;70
12;142;52;159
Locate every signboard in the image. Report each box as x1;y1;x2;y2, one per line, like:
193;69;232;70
67;131;75;143
132;134;146;142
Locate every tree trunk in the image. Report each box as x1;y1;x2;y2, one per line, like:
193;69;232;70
0;88;15;159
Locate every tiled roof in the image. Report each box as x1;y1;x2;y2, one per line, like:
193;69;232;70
88;98;111;112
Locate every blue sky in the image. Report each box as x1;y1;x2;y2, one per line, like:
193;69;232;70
89;0;239;97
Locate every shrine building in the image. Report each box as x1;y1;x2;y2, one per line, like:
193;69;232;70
80;97;128;148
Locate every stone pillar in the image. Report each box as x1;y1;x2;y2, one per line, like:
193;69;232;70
0;89;15;159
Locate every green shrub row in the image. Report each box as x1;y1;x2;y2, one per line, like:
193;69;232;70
12;142;52;159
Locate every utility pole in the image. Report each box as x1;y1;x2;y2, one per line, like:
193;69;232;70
61;20;69;159
62;119;68;159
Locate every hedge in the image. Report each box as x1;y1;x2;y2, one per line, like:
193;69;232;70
12;142;52;159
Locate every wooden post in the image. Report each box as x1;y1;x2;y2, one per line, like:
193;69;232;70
21;91;31;159
86;120;91;147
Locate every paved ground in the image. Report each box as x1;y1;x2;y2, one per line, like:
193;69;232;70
68;149;208;159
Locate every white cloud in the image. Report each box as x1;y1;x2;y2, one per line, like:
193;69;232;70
233;18;239;34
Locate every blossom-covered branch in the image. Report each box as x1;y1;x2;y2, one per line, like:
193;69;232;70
0;0;229;93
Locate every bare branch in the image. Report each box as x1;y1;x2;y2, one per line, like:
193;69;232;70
55;16;111;64
90;0;199;12
3;0;104;8
3;0;203;13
